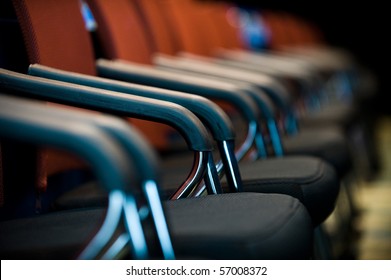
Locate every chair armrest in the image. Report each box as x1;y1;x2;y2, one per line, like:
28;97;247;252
95;59;268;173
28;64;234;142
0;94;174;258
2;93;160;182
0;68;212;152
0;68;222;197
26;64;240;193
154;56;299;134
0;94;171;259
0;95;135;194
96;59;260;127
154;54;293;112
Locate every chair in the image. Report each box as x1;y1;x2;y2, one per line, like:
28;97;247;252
7;0;344;258
0;88;314;260
0;94;164;259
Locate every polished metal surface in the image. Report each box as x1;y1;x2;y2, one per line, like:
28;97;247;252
170;151;208;199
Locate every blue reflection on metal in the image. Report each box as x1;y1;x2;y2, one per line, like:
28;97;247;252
78;190;124;259
123;195;149;259
101;233;130;260
267;119;284;157
144;180;175;260
222;140;240;190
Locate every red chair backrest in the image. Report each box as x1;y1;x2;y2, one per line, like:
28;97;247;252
143;0;243;55
11;0;96;192
134;0;179;56
12;0;96;75
86;0;153;64
11;0;176;193
261;11;324;50
84;0;178;150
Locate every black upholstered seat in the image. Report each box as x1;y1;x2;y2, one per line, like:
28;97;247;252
0;193;313;260
236;157;339;226
161;155;339;227
165;193;312;259
283;126;352;178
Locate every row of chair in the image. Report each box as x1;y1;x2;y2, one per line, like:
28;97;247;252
0;0;375;259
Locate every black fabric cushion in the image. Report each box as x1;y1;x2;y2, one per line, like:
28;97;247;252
283;126;352;178
235;156;339;226
0;193;312;259
0;208;105;259
53;154;339;228
162;154;339;226
53;181;108;210
165;193;312;259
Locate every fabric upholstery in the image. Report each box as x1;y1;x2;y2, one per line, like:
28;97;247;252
283;126;352;177
12;0;97;192
165;193;313;259
236;156;339;226
135;0;179;56
0;193;312;259
0;208;105;259
11;0;179;193
54;153;339;227
161;154;339;226
86;0;153;64
12;0;96;75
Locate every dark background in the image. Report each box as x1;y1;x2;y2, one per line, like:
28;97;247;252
229;0;390;114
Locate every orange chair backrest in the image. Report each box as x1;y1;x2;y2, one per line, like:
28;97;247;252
134;0;179;56
86;0;154;64
11;0;177;194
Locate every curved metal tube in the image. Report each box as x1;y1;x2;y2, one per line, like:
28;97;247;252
170;151;208;199
267;119;284;157
100;181;176;260
234;121;259;162
217;140;243;192
78;191;124;259
189;122;263;196
101;233;129;260
78;190;148;260
204;151;223;195
122;194;150;259
143;180;175;259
